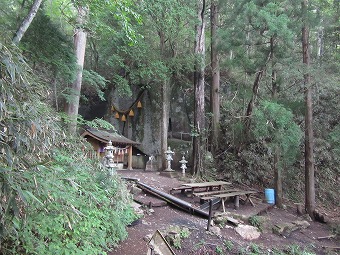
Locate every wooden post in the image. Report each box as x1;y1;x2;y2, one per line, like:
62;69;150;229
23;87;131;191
207;199;213;231
127;145;133;170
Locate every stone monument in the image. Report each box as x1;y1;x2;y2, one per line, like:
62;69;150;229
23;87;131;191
160;147;178;178
102;140;117;174
179;155;188;176
145;155;156;171
164;146;175;171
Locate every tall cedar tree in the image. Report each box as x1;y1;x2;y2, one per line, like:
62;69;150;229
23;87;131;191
302;0;316;218
210;0;220;154
65;5;88;134
192;0;206;176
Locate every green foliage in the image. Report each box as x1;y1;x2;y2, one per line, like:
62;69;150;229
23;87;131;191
253;100;303;165
329;125;340;155
220;0;296;74
237;247;247;255
0;42;136;254
249;243;262;254
179;228;190;239
248;216;265;232
215;245;224;255
44;0;141;44
224;240;234;251
203;151;218;180
219;100;305;194
166;226;191;250
219;142;274;186
60;114;117;133
1;150;136;255
21;11;77;88
271;248;286;255
82;69;108;101
0;42;60;167
111;73;132;97
83;117;117;131
172;237;182;250
93;0;196;109
285;244;316;255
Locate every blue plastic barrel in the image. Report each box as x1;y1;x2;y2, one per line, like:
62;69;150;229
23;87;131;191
265;188;275;204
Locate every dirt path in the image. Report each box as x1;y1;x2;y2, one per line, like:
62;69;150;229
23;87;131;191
109;170;339;255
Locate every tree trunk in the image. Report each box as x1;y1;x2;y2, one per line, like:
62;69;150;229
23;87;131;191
66;5;88;134
161;81;170;170
12;0;42;45
158;30;171;170
274;147;283;207
244;52;271;137
244;70;264;133
270;36;283;208
210;0;220;154
271;37;278;99
317;27;324;58
302;0;316;218
53;73;59;111
192;0;206;176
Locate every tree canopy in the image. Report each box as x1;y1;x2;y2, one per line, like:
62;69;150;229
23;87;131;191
0;0;339;253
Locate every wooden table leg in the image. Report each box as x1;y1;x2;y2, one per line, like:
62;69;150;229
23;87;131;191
221;198;226;213
235;195;240;210
189;188;194;197
245;194;255;206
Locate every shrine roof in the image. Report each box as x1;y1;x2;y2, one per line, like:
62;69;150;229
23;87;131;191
81;128;140;146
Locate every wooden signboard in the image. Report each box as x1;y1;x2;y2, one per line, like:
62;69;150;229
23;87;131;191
147;230;176;255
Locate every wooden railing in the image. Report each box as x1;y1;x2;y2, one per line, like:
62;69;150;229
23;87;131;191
85;150;99;160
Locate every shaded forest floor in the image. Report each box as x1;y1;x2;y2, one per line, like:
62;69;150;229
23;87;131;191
109;170;339;255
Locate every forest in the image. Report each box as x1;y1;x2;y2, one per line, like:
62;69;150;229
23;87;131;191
0;0;339;254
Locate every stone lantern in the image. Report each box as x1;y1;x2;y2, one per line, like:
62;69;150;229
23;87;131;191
103;140;116;173
164;146;175;171
179;156;188;176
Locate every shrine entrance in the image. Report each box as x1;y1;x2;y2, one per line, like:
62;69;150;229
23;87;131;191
81;128;145;170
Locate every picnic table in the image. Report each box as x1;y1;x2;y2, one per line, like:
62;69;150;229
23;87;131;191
213;190;257;212
170;181;231;195
181;181;231;196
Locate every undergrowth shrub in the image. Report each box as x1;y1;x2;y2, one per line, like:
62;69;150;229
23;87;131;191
248;216;265;232
1;149;137;255
219;79;340;209
0;41;137;254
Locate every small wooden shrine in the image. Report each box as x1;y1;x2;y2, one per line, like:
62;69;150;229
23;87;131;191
81;128;141;170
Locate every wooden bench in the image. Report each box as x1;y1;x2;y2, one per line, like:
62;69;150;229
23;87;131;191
193;189;241;197
199;197;221;210
213;191;257;212
169;186;191;194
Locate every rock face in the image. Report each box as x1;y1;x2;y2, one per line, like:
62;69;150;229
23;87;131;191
106;86;193;171
272;220;310;237
235;225;261;240
207;226;221;237
108;88;162;160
